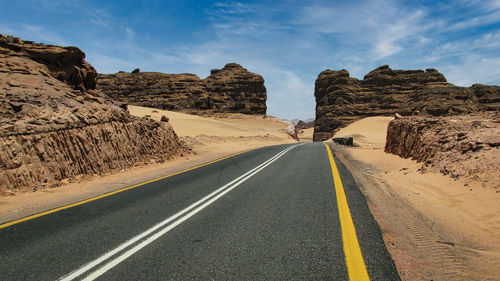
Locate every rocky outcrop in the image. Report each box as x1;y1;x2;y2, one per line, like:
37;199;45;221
385;113;500;187
313;65;500;141
0;34;97;91
0;35;187;192
97;63;267;115
296;120;315;130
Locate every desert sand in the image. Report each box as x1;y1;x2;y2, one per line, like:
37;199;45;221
128;105;302;154
0;107;305;223
331;116;500;281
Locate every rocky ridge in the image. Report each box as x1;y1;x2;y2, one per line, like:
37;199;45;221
385;113;500;187
97;63;267;115
0;35;187;192
314;65;500;141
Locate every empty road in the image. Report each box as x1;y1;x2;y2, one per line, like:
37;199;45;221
0;142;400;280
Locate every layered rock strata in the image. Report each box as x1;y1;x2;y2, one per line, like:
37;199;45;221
385;114;500;186
97;63;267;115
0;35;187;191
314;65;500;141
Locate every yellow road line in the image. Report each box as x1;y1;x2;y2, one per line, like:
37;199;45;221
0;149;255;230
325;143;370;281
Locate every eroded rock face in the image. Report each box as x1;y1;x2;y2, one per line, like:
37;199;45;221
0;34;97;91
97;63;267;115
0;35;187;191
385;113;500;187
313;65;500;141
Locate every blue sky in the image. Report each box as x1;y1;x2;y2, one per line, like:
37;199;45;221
1;0;500;120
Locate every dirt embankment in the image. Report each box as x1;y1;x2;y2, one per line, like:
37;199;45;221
385;113;500;188
0;35;188;193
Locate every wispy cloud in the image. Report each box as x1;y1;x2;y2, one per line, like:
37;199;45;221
28;0;82;9
438;30;500;55
373;9;429;59
2;0;499;119
211;2;257;15
297;0;433;60
87;9;116;29
0;24;69;46
447;9;500;31
441;55;500;86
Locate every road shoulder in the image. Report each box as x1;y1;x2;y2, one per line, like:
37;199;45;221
0;146;265;225
333;144;500;281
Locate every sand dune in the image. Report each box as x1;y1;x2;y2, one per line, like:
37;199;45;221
128;105;296;138
128;105;304;155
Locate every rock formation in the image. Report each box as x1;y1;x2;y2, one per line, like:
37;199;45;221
97;63;267;115
295;120;315;130
313;65;500;141
0;34;188;192
385;113;499;187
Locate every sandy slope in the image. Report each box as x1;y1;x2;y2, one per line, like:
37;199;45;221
331;116;500;281
0;107;307;223
127;105;301;155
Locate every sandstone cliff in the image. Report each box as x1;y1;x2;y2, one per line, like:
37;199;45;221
0;35;187;192
97;63;267;115
385;114;499;187
313;65;500;141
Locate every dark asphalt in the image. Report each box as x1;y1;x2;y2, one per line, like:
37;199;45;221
0;142;400;280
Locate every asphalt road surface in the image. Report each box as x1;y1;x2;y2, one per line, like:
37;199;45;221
0;142;400;280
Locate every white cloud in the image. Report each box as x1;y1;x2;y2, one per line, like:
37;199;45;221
5;0;499;119
124;27;135;40
86;40;181;74
440;30;500;54
87;54;137;74
297;1;431;60
447;9;500;31
373;9;428;59
0;24;15;35
88;9;116;29
491;0;500;9
441;55;500;86
264;69;315;120
29;0;82;9
211;2;257;15
0;24;68;45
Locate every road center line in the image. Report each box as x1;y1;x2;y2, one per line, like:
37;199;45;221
60;144;301;281
324;143;370;281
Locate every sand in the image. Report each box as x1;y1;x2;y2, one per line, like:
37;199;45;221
331;116;500;281
127;105;302;155
0;106;307;224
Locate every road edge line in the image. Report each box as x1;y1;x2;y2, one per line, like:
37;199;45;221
324;142;370;281
0;147;261;230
